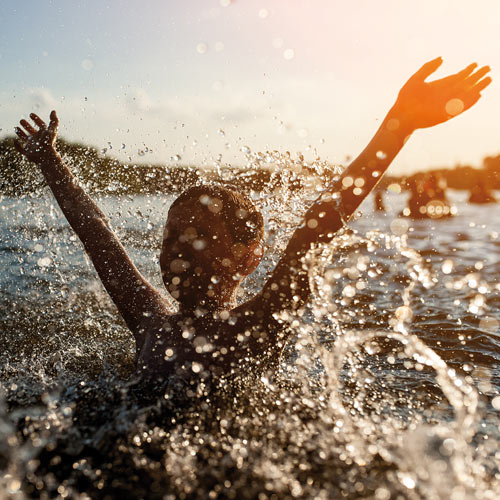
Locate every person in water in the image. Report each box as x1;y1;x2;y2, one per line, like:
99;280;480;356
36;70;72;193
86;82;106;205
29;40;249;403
14;58;490;382
469;178;497;204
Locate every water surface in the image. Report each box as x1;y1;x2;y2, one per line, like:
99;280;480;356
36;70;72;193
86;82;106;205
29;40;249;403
1;187;499;499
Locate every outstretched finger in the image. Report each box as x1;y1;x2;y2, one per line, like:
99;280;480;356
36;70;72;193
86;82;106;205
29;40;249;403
15;127;28;140
412;57;443;82
438;63;478;86
20;119;37;136
439;63;477;84
48;110;59;134
455;63;478;79
473;76;492;93
30;113;47;129
464;67;491;89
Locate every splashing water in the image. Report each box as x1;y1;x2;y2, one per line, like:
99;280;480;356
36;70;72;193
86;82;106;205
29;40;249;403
0;149;499;499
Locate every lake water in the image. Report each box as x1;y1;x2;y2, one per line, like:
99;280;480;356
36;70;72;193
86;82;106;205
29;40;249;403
1;186;499;499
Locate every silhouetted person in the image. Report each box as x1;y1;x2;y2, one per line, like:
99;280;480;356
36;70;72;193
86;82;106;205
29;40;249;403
407;173;453;218
423;173;447;201
14;58;490;382
469;179;496;204
407;178;429;218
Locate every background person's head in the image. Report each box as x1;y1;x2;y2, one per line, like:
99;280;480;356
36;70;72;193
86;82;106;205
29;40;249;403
160;185;264;311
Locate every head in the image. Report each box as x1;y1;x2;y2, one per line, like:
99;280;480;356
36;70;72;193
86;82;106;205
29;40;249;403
160;185;264;311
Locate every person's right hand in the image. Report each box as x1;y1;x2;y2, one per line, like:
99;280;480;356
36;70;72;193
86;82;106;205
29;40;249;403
14;110;59;163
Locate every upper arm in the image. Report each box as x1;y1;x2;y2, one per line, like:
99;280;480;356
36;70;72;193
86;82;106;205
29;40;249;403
259;190;346;312
77;214;171;334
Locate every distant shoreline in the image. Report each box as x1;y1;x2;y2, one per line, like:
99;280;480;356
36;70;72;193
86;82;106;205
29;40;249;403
2;136;499;196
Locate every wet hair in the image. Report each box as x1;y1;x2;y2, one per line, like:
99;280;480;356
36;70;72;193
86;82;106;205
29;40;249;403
168;185;264;245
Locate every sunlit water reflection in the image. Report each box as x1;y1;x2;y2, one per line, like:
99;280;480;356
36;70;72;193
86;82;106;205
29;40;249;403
1;176;499;498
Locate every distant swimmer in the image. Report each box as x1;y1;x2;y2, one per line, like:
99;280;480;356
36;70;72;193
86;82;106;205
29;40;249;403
469;179;496;204
14;58;491;384
405;173;454;219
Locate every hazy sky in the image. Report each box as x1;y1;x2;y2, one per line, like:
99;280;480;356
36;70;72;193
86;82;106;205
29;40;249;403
1;0;499;174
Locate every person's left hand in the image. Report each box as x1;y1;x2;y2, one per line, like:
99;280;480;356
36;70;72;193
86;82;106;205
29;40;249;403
392;58;491;130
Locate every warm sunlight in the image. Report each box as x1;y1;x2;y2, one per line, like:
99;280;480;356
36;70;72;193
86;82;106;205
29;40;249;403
2;0;499;173
2;2;500;499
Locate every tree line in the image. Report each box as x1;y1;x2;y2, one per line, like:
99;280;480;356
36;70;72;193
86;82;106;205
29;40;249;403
1;135;499;196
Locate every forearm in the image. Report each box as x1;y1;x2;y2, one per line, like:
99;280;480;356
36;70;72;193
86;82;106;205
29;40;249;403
35;150;160;329
37;151;111;235
338;106;414;216
285;106;414;254
261;107;415;311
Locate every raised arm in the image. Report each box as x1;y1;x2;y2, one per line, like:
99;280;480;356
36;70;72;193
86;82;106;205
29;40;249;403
14;111;169;343
260;58;491;312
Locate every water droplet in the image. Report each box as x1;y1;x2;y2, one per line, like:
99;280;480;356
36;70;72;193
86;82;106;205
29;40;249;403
398;473;416;490
7;478;21;493
342;176;353;188
395;305;413;322
390;218;409;236
388;183;401;194
37;256;52;267
386;118;400;131
258;8;269;18
307;218;318;229
445;98;464;116
196;43;208;54
193;239;206;251
442;259;454;274
81;59;94;71
283;48;295;60
192;362;203;373
164;348;175;360
492;395;500;409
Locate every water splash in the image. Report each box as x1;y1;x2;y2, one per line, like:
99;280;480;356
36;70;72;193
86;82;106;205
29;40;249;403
1;149;499;498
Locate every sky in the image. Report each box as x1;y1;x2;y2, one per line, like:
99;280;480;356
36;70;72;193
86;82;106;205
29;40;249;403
1;0;499;175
